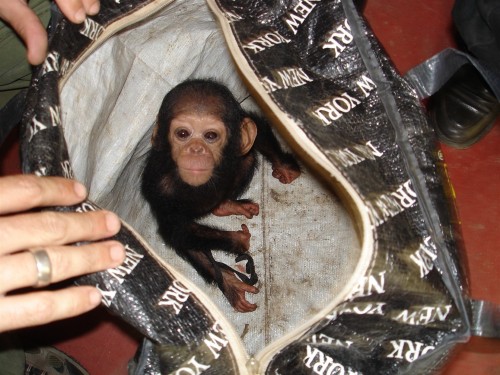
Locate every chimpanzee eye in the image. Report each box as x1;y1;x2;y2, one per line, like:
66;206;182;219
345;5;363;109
175;128;191;140
204;131;219;143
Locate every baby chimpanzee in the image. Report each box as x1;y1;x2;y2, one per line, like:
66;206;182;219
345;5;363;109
142;79;300;312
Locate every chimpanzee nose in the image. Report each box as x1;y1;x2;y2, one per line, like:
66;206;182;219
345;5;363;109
188;140;205;154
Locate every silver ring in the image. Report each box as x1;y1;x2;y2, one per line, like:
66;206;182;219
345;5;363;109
32;249;52;288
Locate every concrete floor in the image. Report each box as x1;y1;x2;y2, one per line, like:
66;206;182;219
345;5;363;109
0;0;499;374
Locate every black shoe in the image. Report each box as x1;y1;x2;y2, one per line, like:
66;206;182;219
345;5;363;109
429;64;500;148
24;347;89;375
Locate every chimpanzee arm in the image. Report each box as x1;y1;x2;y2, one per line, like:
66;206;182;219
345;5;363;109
158;218;259;312
212;199;259;218
158;218;252;256
188;222;252;254
249;112;301;184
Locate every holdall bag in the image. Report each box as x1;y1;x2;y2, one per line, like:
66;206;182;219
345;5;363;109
20;0;497;373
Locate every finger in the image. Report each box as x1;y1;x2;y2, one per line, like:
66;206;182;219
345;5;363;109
0;286;102;332
233;283;258;312
0;241;125;294
0;175;87;215
235;297;257;313
242;284;259;294
81;0;100;15
0;210;121;254
0;0;47;65
54;0;100;24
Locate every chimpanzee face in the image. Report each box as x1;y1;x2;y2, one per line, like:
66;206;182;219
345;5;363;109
168;105;228;186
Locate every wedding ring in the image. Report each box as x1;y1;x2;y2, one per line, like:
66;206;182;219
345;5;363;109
32;249;52;288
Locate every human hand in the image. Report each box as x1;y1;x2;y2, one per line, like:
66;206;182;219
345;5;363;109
0;0;101;65
0;174;125;332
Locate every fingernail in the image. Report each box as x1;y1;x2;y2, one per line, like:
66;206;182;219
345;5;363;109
73;182;87;199
105;212;121;233
74;8;86;23
89;2;100;15
89;289;102;306
110;244;125;263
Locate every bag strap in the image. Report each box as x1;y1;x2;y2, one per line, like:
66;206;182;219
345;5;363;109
405;47;500;100
470;299;500;338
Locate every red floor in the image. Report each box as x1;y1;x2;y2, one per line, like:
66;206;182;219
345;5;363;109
1;0;499;374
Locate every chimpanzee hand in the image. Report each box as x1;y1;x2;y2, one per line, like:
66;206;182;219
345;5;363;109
271;159;301;184
220;268;259;313
228;224;252;254
212;199;259;219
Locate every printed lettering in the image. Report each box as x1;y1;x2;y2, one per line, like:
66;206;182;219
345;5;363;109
61;160;74;179
366;180;419;226
323;37;345;59
312;92;361;126
29;116;48;142
49;105;61;127
366;193;404;226
433;304;452;322
387;340;435;363
34;167;47;176
59;58;72;77
283;0;321;35
28;105;61;142
243;31;291;53
304;346;337;375
304;346;358;375
326;141;384;168
323;19;353;58
204;322;228;360
326;147;365;167
224;9;243;22
80;18;104;40
40;52;70;77
96;284;117;307
393;305;452;325
365;140;383;157
410;236;437;277
75;202;98;213
348;271;386;300
377;194;404;221
174;357;210;375
327;302;386;321
158;280;192;314
261;76;282;93
284;12;304;34
312;102;341;124
391;179;417;208
41;52;60;75
275;67;313;89
309;333;353;348
356;74;376;97
107;245;144;284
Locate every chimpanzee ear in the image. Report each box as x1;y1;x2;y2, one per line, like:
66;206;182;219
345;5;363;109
151;121;161;149
240;117;258;155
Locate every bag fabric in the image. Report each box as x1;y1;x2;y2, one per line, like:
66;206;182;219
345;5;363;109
20;0;473;373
